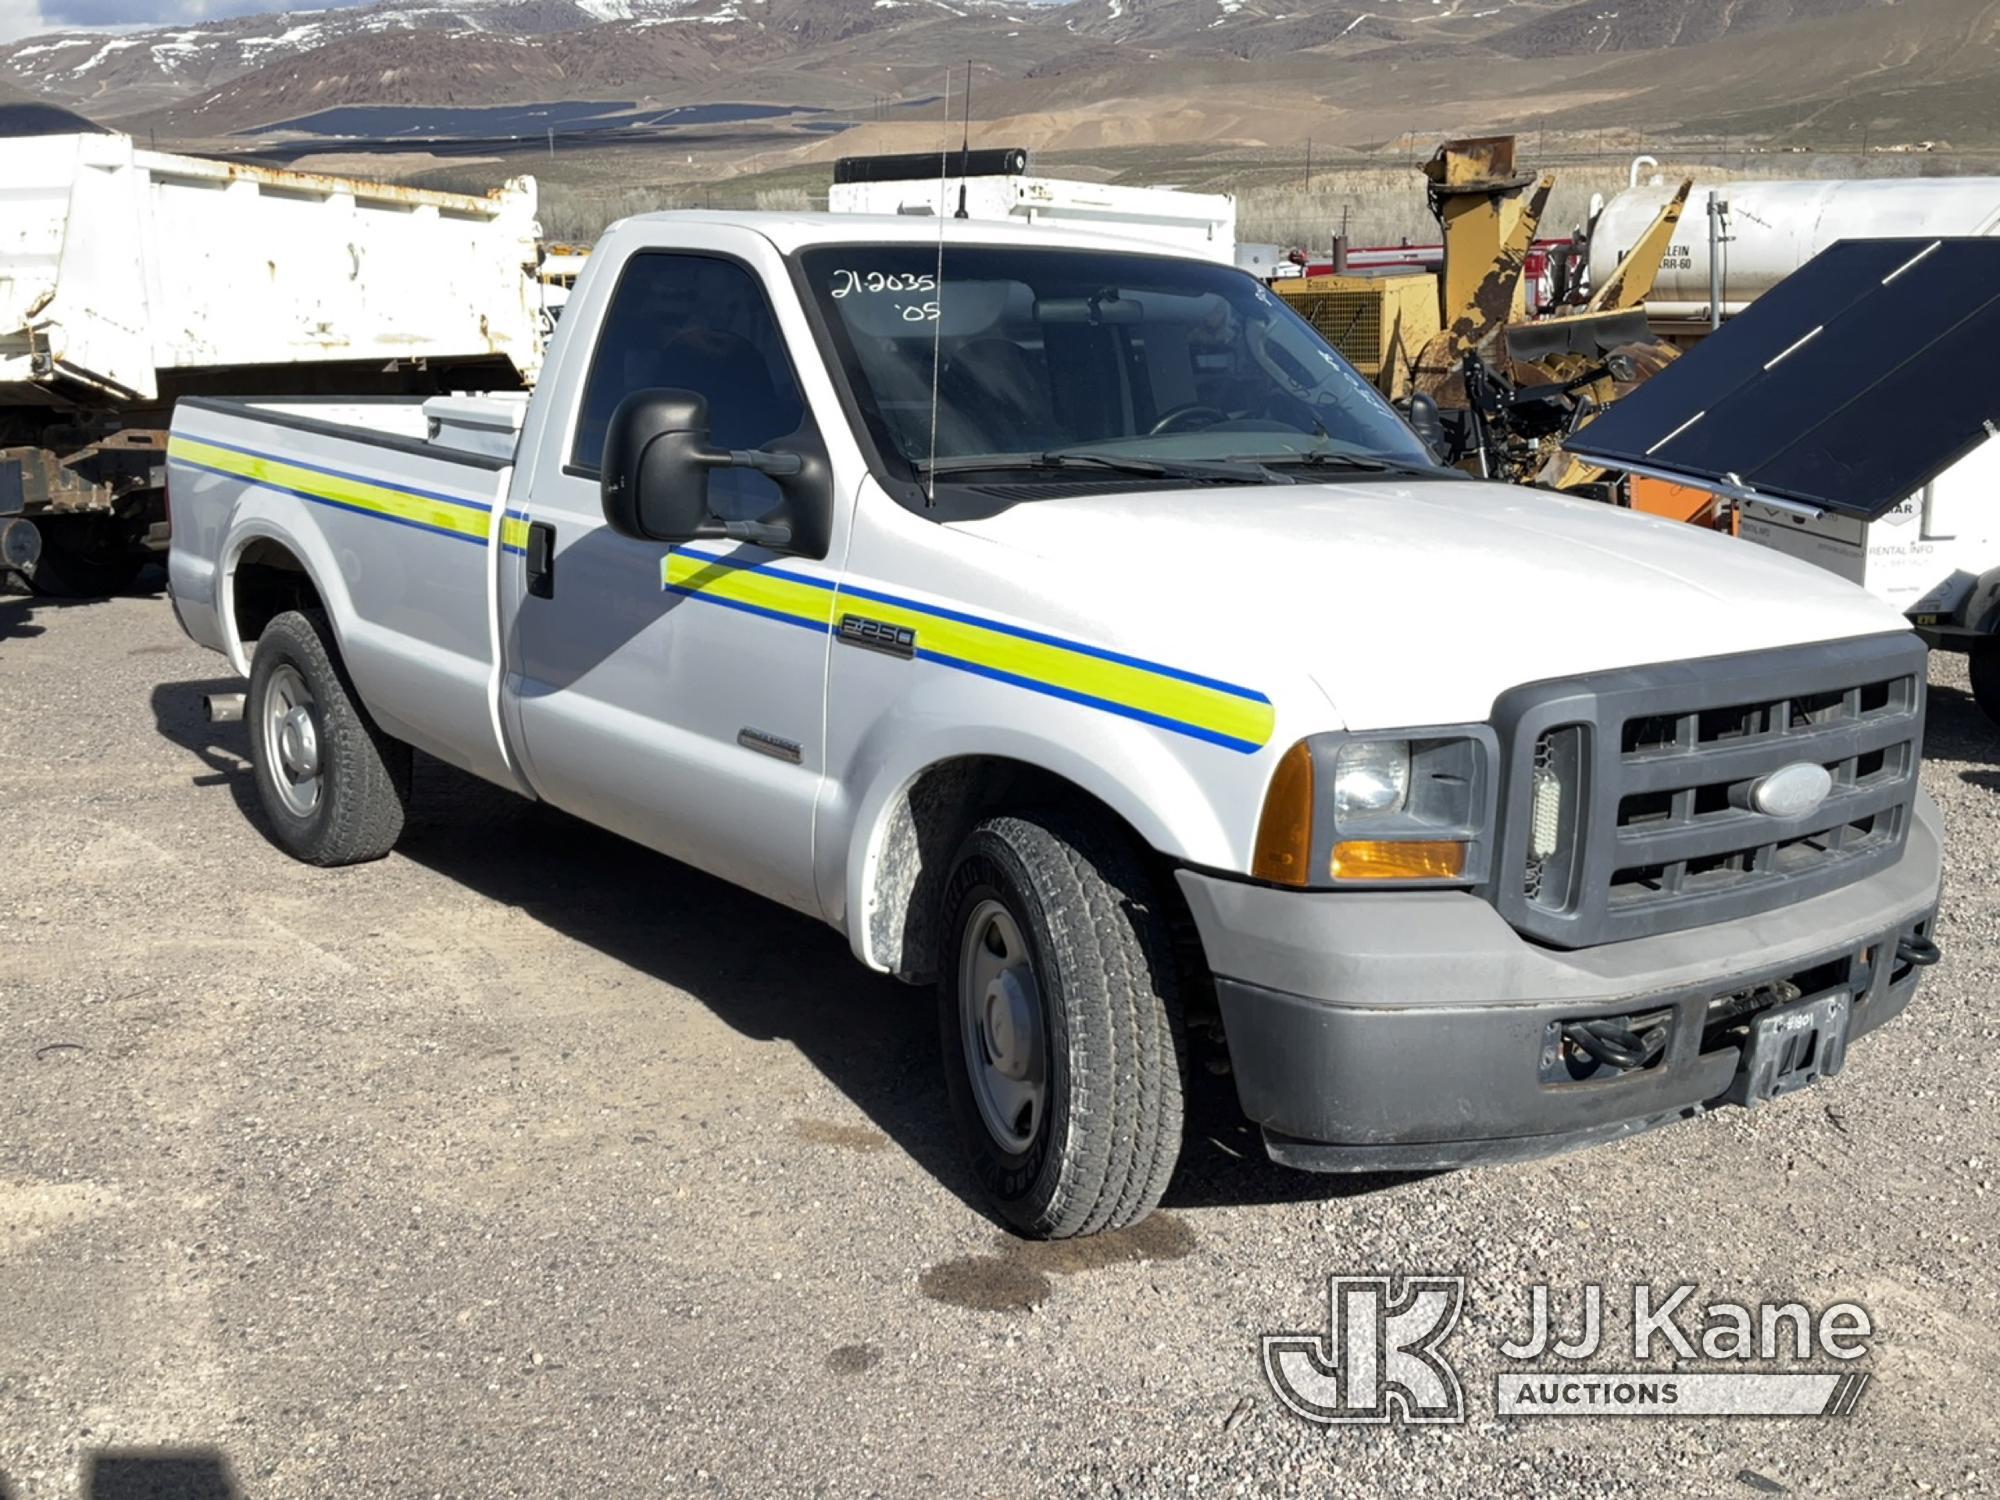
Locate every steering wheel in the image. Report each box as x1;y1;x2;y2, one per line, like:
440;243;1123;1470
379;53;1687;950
1148;403;1229;436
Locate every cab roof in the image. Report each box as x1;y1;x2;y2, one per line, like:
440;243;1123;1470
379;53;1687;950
609;208;1213;262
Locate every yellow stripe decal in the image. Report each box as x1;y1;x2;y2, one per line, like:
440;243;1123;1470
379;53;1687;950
168;434;1273;752
168;435;506;550
663;548;1275;754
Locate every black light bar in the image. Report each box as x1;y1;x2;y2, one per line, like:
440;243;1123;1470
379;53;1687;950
833;148;1029;185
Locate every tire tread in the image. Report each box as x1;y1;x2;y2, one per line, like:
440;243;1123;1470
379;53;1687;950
943;810;1186;1238
248;609;409;866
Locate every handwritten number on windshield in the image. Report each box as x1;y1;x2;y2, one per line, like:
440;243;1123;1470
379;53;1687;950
830;270;937;298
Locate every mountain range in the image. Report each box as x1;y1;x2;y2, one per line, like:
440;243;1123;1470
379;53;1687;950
2;0;1994;154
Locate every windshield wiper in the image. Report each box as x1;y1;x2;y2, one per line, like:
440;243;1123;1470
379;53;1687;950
1238;448;1461;479
916;451;1285;485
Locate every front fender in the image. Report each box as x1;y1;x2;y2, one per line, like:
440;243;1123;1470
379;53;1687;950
821;705;1246;973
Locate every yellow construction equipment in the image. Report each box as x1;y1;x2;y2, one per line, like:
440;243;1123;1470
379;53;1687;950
1272;270;1439;401
1422;135;1555;357
1271;134;1692;494
1586;179;1693;313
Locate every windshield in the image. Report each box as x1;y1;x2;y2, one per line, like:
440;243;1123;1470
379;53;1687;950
798;244;1440;483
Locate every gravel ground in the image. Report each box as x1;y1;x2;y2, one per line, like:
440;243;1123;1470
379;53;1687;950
2;578;1996;1499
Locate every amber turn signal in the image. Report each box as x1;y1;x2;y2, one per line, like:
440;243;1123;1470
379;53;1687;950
1251;740;1316;885
1330;839;1467;881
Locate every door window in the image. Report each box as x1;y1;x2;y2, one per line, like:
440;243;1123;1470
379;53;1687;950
571;253;809;520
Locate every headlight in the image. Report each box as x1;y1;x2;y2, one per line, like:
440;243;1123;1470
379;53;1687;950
1332;740;1410;820
1252;728;1499;888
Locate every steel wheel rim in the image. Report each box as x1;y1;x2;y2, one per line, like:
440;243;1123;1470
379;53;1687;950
262;663;322;819
959;899;1047;1155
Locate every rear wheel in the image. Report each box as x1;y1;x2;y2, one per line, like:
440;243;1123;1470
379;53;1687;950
938;810;1186;1238
1969;639;2000;728
246;609;410;865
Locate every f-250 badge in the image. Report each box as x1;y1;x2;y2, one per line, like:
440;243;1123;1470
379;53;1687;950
838;613;917;659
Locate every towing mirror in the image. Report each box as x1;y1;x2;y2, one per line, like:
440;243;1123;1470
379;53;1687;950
601;388;816;551
601;388;718;543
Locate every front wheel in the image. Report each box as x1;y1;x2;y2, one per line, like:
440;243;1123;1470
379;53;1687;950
246;609;410;865
939;811;1187;1238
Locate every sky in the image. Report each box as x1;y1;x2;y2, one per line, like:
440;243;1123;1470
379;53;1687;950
1;0;373;41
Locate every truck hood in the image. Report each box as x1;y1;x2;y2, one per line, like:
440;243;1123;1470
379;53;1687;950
945;478;1913;730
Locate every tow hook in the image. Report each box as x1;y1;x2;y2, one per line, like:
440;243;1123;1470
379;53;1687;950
1896;933;1942;968
1561;1015;1670;1072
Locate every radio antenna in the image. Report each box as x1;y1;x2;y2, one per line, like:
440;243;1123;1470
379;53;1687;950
925;67;951;507
955;60;972;219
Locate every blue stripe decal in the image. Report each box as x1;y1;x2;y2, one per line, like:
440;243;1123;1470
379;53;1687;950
188;433;496;514
174;458;487;547
661;584;832;634
846;579;1268;703
917;649;1263;753
673;544;1269;709
657;569;1257;752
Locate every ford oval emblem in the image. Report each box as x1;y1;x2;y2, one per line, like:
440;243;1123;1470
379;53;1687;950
1750;762;1834;820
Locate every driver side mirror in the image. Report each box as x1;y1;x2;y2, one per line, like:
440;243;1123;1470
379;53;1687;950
600;388;818;551
602;388;723;543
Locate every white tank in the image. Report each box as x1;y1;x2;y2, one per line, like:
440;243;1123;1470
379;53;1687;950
1588;174;2000;320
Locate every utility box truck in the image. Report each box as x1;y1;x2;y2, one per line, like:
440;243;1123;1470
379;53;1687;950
828;148;1238;266
1740;433;2000;707
1;131;545;594
167;211;1942;1238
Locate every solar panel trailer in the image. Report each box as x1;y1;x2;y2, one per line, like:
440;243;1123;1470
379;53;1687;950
1563;236;2000;723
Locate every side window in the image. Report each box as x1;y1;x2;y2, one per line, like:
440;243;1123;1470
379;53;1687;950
571;253;809;520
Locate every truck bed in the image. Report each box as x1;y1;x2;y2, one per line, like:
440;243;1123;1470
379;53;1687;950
167;394;528;791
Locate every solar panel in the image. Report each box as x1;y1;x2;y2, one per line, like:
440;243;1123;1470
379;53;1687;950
1563;237;2000;519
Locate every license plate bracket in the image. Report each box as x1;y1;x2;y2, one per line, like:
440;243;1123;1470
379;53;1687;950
1725;990;1851;1108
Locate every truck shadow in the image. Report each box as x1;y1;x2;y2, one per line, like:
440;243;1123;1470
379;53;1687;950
148;677;1426;1229
0;592;50;643
0;566;166;641
1924;677;2000;772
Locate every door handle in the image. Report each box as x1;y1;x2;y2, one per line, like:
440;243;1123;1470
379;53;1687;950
525;521;556;599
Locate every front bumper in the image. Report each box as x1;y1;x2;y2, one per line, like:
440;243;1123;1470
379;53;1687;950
1177;789;1944;1171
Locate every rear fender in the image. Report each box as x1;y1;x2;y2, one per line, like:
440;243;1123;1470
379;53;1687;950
218;504;353;678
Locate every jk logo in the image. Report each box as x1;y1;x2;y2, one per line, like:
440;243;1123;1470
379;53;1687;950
1262;1275;1467;1425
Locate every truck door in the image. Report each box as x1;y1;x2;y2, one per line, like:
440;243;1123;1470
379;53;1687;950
499;243;838;915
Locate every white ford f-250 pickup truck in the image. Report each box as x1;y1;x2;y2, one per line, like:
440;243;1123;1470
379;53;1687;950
166;212;1944;1239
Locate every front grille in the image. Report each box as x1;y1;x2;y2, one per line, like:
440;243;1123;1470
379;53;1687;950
1488;635;1927;949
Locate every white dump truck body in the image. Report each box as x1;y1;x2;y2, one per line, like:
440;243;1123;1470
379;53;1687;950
828;173;1236;265
0;131;545;404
